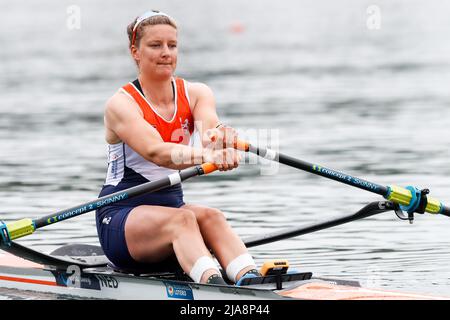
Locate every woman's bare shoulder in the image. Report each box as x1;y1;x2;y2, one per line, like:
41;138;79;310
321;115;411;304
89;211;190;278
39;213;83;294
187;81;214;95
186;81;215;106
104;89;142;116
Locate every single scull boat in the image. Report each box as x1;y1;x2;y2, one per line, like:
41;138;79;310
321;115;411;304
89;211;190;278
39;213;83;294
0;201;447;300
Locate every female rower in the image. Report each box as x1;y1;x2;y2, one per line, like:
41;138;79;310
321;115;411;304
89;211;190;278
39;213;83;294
96;10;260;285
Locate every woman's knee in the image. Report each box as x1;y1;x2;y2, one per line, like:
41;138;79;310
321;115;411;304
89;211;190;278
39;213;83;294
170;209;199;234
198;207;227;227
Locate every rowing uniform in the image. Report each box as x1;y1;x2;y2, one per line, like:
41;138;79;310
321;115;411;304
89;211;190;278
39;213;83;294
96;77;194;268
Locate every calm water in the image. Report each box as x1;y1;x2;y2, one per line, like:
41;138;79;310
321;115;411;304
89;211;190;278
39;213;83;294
1;0;450;298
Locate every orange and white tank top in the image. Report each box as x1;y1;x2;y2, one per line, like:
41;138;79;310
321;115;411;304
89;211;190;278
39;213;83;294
103;77;194;186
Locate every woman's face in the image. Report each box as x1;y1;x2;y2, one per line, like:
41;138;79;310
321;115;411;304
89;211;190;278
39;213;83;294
133;24;178;80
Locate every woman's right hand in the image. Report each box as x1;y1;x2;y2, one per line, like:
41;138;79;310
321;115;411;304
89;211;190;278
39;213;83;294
203;148;241;171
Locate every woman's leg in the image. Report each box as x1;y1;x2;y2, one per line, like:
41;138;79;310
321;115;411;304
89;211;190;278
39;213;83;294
124;205;221;283
181;204;258;283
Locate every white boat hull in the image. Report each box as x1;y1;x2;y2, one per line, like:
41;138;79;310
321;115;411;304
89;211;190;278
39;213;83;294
0;251;447;300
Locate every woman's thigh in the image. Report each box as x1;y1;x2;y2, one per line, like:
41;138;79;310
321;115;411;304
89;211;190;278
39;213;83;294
124;205;194;263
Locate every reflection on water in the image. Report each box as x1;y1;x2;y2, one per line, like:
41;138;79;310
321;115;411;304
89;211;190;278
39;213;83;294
1;0;450;298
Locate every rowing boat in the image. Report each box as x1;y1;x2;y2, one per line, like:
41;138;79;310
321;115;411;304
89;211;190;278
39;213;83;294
1;142;449;300
0;242;446;300
0;201;447;300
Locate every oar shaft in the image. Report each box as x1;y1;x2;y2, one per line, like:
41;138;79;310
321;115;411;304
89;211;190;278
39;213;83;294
2;163;217;243
251;144;388;196
244;201;394;248
34;176;172;229
237;141;450;217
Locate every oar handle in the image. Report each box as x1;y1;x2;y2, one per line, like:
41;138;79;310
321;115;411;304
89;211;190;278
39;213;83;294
234;140;250;152
201;163;218;174
209;133;249;152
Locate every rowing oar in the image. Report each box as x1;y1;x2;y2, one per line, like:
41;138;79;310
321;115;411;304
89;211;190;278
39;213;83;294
233;139;450;218
244;200;394;248
0;163;218;246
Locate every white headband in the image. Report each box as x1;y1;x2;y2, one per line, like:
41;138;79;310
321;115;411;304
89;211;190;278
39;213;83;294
133;10;172;32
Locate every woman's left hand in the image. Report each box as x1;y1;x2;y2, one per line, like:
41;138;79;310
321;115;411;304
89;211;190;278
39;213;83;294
205;125;238;150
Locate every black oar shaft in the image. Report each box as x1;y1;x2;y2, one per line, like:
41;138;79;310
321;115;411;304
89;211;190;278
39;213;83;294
245;143;450;217
2;164;217;243
244;201;394;248
34;166;204;229
34;177;170;229
251;145;388;197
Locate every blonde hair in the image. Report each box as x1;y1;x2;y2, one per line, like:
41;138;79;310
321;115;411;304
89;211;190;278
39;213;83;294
127;14;177;49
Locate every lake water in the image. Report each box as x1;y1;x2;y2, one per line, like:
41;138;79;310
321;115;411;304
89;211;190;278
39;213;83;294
1;0;450;298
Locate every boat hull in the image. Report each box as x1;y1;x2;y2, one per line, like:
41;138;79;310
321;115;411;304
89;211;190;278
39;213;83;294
0;250;447;300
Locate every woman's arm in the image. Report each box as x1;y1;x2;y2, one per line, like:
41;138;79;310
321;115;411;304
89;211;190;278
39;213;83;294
188;82;238;149
104;91;239;170
105;91;203;169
